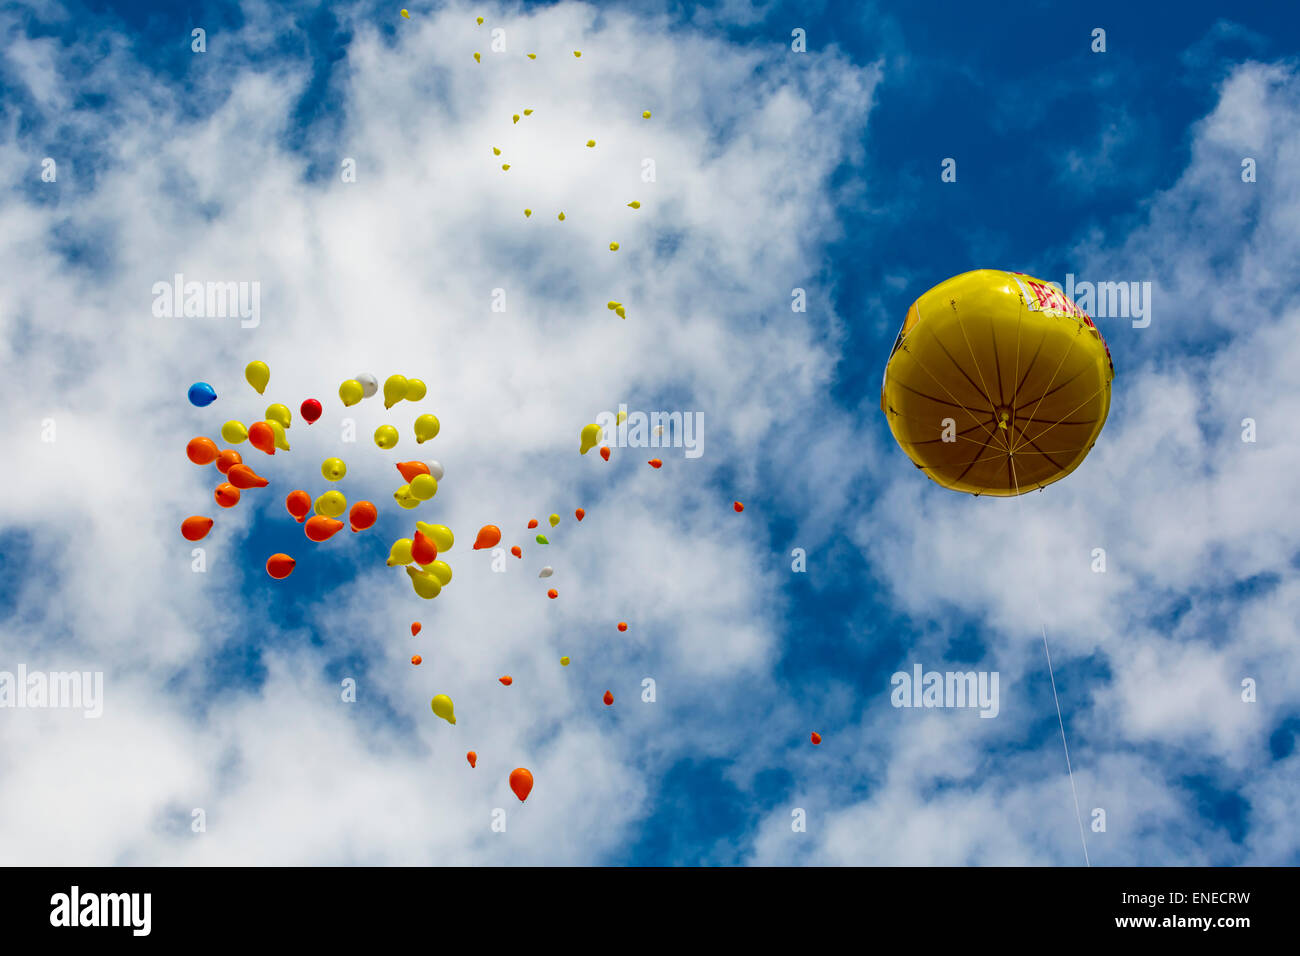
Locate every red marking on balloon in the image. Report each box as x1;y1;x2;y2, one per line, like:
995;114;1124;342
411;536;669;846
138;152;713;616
411;622;422;636
547;589;558;599
617;622;628;632
181;516;213;541
349;501;377;532
300;398;322;424
499;676;513;686
215;483;240;508
473;525;502;549
509;768;533;802
285;490;312;522
396;461;430;482
266;553;296;579
527;519;538;529
187;437;219;465
648;458;662;468
226;463;269;489
575;508;585;521
734;501;744;512
599;446;610;461
305;515;345;542
411;655;422;666
247;421;276;455
810;732;822;746
603;690;614;706
215;449;242;475
411;530;438;565
467;751;477;768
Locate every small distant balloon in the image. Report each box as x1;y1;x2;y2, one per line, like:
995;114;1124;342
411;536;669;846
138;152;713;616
547;588;558;599
187;437;219;465
349;501;377;532
467;751;477;768
355;373;379;398
648;459;663;469
527;519;538;529
266;553;296;579
301;398;322;424
535;534;549;545
411;622;422;636
285;490;312;523
538;566;553;578
617;622;628;632
511;546;522;558
599;446;611;461
411;655;421;665
734;501;745;512
188;382;217;407
431;694;457;725
560;656;570;666
245;361;270;395
579;423;601;455
642;110;651;119
603;691;614;706
181;516;213;541
499;676;513;686
810;732;822;746
473;525;501;550
548;514;560;527
575;508;585;521
509;768;533;802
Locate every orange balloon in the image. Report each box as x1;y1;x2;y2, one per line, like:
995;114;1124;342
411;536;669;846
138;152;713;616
285;490;312;523
603;690;614;706
411;530;438;565
411;655;422;666
510;546;522;558
349;501;378;532
473;525;501;549
499;675;513;686
648;458;663;469
266;553;296;579
396;461;431;483
575;508;585;521
215;483;240;508
181;516;213;541
527;519;538;529
305;515;345;542
248;421;276;455
810;732;822;746
467;751;478;768
599;446;610;461
187;437;219;465
547;588;558;599
226;463;269;489
411;622;422;636
215;449;242;474
509;768;533;802
734;501;745;513
617;622;628;632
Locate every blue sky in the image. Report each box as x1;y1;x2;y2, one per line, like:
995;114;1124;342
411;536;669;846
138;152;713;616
1;0;1298;865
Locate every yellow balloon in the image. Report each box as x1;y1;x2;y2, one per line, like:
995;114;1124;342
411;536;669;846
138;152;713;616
265;403;292;429
560;656;570;666
586;139;596;147
430;693;456;723
417;522;454;552
393;484;416;507
548;513;560;527
410;474;438;500
579;423;601;455
409;566;442;599
609;241;619;251
524;209;532;218
387;538;414;566
642;110;651;119
375;425;399;450
428;560;453;586
513;114;520;123
414;414;440;443
268;420;290;451
321;457;347;481
221;420;248;445
315;490;347;518
405;378;427;402
616;410;627;425
383;375;408;409
474;52;481;63
615;306;626;319
339;379;364;407
245;361;270;395
558;211;565;220
627;201;641;209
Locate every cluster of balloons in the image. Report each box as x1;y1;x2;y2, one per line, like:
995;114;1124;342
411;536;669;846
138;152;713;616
393;459;444;510
387;520;455;599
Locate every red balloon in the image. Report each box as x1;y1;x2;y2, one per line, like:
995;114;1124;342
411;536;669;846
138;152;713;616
603;690;614;706
734;501;745;512
411;530;438;565
510;546;522;558
411;655;422;666
575;508;586;521
810;732;822;746
411;622;422;636
499;675;513;686
248;421;276;455
467;751;477;769
509;768;533;802
599;446;610;461
473;525;502;550
181;516;213;541
215;483;240;508
349;501;377;532
266;553;296;579
648;458;663;469
527;519;539;529
300;399;322;424
227;463;269;489
617;622;628;632
304;515;344;542
215;449;242;475
547;589;558;599
187;437;219;465
285;490;312;523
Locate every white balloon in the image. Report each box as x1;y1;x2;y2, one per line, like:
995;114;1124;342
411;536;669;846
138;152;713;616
355;373;379;398
426;460;445;481
538;566;554;578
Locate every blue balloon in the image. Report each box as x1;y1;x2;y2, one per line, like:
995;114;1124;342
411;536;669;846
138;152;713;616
188;382;217;407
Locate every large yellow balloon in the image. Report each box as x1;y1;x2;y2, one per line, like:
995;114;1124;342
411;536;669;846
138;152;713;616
315;490;347;518
881;270;1114;497
268;420;290;451
221;420;248;444
430;693;456;723
405;378;427;402
579;423;601;454
339;379;364;407
245;361;270;395
393;484;419;509
417;522;454;553
265;403;292;429
384;375;408;410
414;414;440;443
408;566;442;599
387;538;414;566
410;474;438;500
322;457;347;481
375;425;399;449
428;560;453;586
